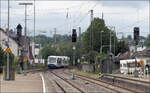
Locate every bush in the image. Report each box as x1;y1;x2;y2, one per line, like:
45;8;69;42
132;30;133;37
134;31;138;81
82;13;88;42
0;46;16;71
0;46;6;67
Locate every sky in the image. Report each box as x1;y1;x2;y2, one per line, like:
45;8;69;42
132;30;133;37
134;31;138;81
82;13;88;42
0;0;149;38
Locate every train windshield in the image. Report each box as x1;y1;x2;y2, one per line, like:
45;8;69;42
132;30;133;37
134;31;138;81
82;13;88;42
49;57;56;63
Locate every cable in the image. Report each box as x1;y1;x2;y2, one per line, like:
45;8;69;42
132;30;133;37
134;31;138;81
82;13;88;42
117;17;149;31
55;1;98;34
72;1;98;27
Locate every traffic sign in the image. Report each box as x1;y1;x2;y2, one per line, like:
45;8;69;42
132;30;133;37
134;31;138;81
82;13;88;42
140;60;144;66
5;47;12;53
24;58;28;62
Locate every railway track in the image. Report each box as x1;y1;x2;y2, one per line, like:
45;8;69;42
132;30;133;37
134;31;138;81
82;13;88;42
49;70;85;93
51;70;116;93
62;69;143;93
104;74;150;84
30;68;148;93
54;80;67;93
101;74;150;93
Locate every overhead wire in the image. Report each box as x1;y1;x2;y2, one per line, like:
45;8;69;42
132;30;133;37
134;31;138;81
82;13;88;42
51;2;87;29
55;2;91;31
56;1;98;34
117;17;149;31
73;1;98;26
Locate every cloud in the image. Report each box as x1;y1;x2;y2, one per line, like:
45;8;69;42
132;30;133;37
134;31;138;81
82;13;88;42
100;0;149;8
0;0;149;37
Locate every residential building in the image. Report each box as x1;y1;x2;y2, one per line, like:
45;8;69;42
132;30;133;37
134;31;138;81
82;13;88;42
0;28;19;56
0;28;33;63
31;42;44;64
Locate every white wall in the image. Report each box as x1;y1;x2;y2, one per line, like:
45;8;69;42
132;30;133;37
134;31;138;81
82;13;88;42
0;30;19;56
31;42;42;57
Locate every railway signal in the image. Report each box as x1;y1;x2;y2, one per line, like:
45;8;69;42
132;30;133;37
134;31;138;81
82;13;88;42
72;29;77;42
72;29;77;80
133;27;140;45
16;24;22;46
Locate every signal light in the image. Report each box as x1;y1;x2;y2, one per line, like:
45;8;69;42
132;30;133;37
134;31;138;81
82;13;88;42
16;24;22;46
72;29;77;42
17;24;22;37
134;27;140;45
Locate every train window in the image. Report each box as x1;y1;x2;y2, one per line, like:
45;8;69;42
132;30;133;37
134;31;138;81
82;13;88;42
127;63;135;67
35;45;40;48
49;58;56;63
120;64;122;67
57;58;61;64
123;64;127;67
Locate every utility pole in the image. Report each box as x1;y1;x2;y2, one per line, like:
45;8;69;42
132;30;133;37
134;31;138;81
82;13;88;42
79;27;81;42
33;0;36;63
19;3;33;76
100;31;104;53
90;10;94;51
0;0;2;28
113;27;116;56
54;28;56;44
102;12;104;20
107;26;115;53
6;0;10;80
110;32;112;53
78;27;81;69
0;0;1;45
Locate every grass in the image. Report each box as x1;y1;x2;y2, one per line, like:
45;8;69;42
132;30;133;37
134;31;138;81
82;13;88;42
71;69;103;79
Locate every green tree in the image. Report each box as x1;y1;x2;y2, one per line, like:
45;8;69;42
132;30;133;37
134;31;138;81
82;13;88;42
145;34;150;47
40;44;56;59
82;18;117;54
54;34;72;43
116;40;129;54
39;44;56;66
34;35;53;47
127;35;132;41
0;46;6;66
55;42;73;65
31;34;72;47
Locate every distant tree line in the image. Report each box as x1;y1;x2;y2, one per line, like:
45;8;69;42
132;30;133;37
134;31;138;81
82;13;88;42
32;17;150;67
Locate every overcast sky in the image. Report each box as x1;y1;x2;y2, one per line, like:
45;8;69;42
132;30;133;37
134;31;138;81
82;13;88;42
0;0;149;38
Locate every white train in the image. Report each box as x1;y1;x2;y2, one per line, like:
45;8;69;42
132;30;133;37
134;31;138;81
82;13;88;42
120;59;150;74
47;56;69;68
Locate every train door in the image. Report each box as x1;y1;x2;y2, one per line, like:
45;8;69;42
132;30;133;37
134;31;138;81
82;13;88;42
57;58;61;67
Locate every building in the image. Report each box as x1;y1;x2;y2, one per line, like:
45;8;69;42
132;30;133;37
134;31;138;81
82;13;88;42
31;42;44;64
119;48;150;74
0;28;33;63
129;45;146;56
0;28;19;56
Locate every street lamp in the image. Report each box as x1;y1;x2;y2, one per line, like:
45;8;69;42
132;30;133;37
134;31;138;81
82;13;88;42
107;26;115;53
100;31;115;54
19;2;33;76
100;31;104;53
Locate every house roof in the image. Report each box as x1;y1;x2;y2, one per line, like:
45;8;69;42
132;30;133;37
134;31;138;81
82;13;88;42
118;51;131;60
132;48;150;58
0;28;18;44
117;48;150;60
